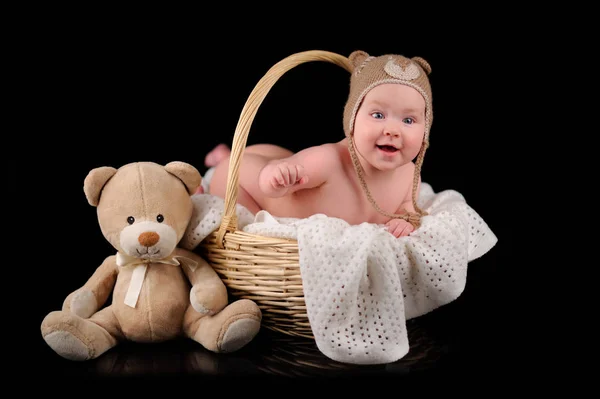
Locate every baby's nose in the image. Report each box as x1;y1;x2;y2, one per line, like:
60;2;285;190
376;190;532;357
138;231;160;247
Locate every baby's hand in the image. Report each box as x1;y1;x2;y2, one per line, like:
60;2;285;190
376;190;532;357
386;218;415;238
261;161;309;193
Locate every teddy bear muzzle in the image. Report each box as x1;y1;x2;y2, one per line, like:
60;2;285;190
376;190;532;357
120;221;178;259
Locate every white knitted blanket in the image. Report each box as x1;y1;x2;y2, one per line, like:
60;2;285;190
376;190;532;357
180;183;497;365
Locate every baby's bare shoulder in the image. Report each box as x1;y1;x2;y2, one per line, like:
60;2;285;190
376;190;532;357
304;143;345;167
314;142;343;156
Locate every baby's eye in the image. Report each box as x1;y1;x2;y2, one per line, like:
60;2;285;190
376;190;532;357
371;112;384;119
403;117;414;124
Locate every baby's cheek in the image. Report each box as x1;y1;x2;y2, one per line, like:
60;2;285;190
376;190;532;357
407;131;426;153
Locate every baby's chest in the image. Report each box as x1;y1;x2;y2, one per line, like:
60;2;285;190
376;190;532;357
316;180;407;224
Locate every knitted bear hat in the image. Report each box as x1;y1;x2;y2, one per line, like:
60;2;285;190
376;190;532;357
342;50;433;228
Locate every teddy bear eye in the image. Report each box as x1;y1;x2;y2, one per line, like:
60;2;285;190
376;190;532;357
127;216;135;225
156;214;164;223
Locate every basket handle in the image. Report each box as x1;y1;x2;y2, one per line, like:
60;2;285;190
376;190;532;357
215;50;353;247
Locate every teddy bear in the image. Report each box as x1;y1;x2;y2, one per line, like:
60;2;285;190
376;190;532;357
41;161;263;361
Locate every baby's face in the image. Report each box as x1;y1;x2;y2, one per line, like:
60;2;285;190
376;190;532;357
353;83;426;172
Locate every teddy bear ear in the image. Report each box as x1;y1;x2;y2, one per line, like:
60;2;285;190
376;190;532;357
164;161;202;195
348;50;370;69
84;166;118;207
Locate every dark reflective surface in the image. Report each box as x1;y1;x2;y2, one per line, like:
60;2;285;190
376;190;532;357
90;319;446;378
36;315;464;381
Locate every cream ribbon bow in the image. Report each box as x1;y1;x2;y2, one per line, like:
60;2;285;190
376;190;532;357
116;252;198;308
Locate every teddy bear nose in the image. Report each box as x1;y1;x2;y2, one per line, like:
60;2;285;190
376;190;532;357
138;231;160;247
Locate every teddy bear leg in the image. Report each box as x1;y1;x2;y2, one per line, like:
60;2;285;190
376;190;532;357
41;306;122;361
183;299;262;353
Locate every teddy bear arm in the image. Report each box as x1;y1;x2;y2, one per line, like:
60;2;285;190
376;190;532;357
174;249;224;287
174;248;228;314
62;255;119;317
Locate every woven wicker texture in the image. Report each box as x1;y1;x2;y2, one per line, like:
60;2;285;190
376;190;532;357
200;50;353;339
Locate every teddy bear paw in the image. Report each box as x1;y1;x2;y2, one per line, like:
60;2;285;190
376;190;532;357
190;285;224;315
41;310;117;361
70;289;97;318
43;330;93;361
219;317;262;353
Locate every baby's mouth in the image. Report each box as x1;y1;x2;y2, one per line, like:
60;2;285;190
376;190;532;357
376;144;398;153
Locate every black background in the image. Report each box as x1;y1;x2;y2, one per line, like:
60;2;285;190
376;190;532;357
11;12;522;390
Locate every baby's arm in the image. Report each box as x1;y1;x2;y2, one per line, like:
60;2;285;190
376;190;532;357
386;169;422;238
258;144;339;197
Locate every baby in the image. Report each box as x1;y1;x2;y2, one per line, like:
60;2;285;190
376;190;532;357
202;50;433;238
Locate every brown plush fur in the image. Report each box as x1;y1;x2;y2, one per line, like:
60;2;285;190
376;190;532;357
41;161;262;361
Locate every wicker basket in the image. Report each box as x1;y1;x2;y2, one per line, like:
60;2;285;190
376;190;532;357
199;50;352;339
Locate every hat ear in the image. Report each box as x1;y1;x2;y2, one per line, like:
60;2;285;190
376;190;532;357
348;50;370;70
411;56;431;75
84;166;117;207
